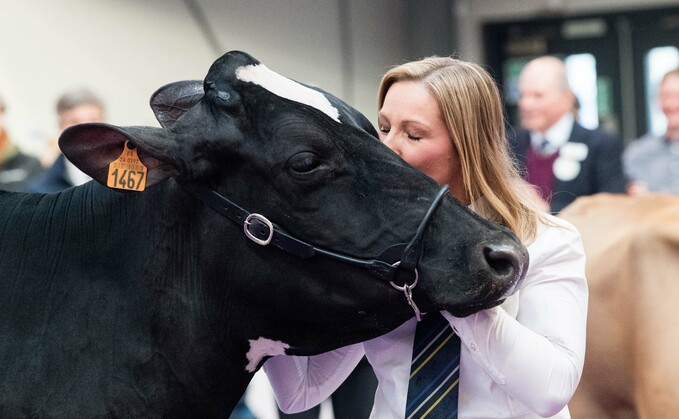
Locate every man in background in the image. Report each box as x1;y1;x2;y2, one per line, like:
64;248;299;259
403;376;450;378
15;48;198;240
624;67;679;195
0;94;43;191
508;56;627;213
27;88;105;192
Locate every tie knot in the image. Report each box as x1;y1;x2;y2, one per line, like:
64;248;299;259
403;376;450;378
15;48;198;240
536;136;555;156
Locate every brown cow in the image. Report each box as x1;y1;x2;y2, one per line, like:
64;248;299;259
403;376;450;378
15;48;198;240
560;193;679;419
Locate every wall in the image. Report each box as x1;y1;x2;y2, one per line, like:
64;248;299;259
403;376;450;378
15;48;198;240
4;0;679;160
0;0;408;159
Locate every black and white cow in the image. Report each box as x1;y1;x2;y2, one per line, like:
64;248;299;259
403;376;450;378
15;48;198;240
0;51;528;418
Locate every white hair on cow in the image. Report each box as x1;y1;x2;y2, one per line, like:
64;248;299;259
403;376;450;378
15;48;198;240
245;337;291;372
236;64;341;123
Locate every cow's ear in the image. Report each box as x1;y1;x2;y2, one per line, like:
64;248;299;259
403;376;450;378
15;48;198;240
59;123;179;189
150;80;204;128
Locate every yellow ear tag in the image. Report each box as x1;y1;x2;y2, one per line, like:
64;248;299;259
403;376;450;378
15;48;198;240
107;140;148;191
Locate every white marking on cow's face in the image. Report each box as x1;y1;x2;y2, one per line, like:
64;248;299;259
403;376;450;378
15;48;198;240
236;64;341;124
245;337;291;372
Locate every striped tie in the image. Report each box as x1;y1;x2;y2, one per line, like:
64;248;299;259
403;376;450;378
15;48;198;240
405;312;461;419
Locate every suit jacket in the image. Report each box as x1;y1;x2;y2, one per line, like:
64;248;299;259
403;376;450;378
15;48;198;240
509;122;627;213
25;154;73;193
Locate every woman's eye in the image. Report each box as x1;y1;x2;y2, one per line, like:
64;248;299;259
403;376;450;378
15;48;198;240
379;126;390;134
407;133;422;141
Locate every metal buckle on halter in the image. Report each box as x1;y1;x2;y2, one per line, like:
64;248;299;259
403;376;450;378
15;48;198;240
244;213;274;245
389;261;423;321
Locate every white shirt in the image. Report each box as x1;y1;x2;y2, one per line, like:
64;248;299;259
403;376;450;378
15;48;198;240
530;113;575;155
264;214;588;418
65;158;92;186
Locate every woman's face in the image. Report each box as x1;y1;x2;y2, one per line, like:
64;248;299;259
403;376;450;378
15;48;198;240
378;81;466;203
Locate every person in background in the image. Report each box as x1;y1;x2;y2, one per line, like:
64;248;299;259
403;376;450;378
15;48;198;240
0;94;43;191
624;67;679;195
26;88;105;193
264;56;587;418
509;55;627;213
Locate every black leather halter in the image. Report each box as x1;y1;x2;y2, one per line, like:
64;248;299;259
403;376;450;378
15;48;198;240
179;180;449;320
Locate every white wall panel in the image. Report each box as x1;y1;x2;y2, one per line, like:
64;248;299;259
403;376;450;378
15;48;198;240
0;0;407;158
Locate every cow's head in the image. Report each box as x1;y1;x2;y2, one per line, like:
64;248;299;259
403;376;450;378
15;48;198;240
59;50;528;358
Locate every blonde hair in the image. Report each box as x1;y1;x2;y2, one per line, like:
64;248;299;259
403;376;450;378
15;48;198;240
378;56;542;243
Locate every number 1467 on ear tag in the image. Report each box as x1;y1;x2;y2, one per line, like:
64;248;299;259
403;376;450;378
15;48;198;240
107;140;148;191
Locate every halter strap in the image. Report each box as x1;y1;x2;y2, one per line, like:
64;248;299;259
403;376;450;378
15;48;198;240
179;180;449;319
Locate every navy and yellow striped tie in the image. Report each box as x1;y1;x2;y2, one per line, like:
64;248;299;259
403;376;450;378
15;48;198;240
405;312;461;419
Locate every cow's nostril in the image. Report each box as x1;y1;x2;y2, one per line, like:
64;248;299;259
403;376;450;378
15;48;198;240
483;244;520;278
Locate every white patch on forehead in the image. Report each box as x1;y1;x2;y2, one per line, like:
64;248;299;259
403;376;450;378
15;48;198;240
245;337;291;372
236;64;341;124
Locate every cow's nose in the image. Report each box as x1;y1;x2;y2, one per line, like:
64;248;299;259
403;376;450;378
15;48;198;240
483;243;527;294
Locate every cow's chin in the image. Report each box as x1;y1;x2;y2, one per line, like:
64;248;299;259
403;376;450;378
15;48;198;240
446;298;506;318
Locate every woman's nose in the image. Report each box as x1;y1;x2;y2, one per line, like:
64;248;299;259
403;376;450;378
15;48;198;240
382;132;401;156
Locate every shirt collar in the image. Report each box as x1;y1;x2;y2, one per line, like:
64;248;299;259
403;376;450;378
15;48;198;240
530;112;574;150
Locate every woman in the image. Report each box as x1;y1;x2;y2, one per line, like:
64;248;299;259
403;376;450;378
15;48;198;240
264;57;587;418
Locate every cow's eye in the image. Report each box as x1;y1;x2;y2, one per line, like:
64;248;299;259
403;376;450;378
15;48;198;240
288;152;322;175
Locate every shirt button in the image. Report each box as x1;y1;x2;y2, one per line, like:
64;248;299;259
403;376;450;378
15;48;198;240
470;343;477;351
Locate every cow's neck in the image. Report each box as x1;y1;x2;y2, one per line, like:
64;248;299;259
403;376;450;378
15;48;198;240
90;180;258;414
0;182;255;416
